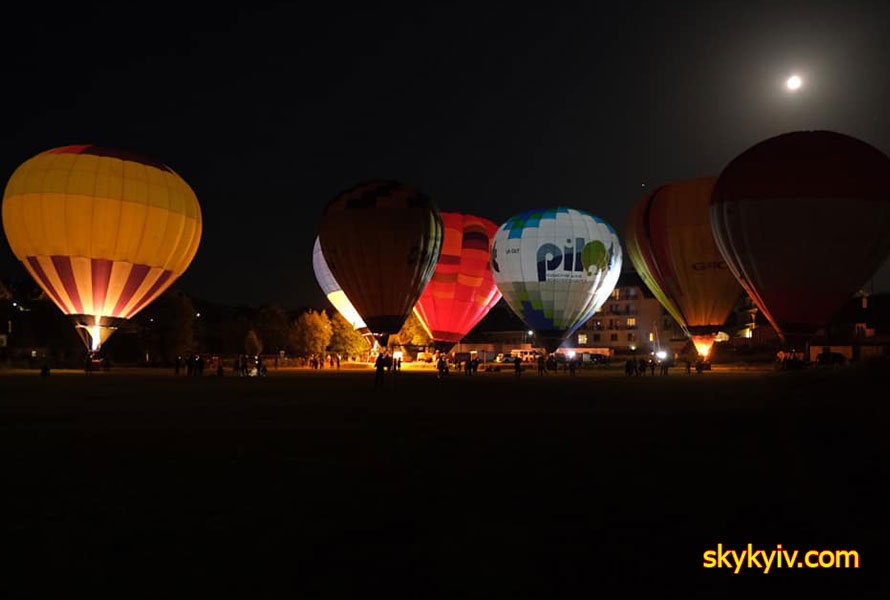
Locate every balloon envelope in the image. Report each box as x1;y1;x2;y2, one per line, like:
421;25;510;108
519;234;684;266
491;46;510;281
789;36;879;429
2;145;202;350
318;180;443;342
626;177;743;358
491;207;622;352
312;236;369;334
413;213;502;350
711;130;890;343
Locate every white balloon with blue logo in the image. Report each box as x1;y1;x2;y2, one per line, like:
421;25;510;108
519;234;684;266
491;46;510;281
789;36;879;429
490;207;622;352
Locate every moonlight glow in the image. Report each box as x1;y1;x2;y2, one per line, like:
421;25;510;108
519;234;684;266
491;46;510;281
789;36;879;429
786;75;802;91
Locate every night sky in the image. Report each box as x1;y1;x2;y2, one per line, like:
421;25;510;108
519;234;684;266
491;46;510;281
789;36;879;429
3;0;890;308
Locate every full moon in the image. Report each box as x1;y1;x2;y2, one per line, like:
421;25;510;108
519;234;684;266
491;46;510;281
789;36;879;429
786;75;803;91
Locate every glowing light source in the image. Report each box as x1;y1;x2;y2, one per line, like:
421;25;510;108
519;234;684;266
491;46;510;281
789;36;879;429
656;350;667;360
91;325;101;352
528;330;534;336
786;75;802;91
692;334;715;359
568;351;576;359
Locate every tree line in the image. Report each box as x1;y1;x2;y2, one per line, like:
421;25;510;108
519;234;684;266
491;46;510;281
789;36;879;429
1;279;431;366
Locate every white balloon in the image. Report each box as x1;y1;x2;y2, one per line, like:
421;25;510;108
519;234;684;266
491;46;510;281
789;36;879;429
490;208;622;351
312;236;368;330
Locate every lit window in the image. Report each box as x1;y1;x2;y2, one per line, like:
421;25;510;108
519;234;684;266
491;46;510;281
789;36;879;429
627;317;636;327
578;333;587;345
649;332;654;342
611;289;620;300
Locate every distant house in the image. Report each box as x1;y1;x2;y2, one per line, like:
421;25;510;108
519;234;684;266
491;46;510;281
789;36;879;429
808;292;890;361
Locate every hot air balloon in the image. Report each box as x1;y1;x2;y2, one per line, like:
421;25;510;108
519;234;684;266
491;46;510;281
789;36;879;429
2;145;202;352
626;177;743;359
312;236;371;336
412;213;502;352
711;130;890;346
318;180;443;344
491;207;622;352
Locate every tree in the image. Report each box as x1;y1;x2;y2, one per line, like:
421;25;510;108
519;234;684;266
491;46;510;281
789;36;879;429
153;292;196;362
395;311;431;347
244;329;263;356
255;305;289;353
328;311;369;359
288;310;332;357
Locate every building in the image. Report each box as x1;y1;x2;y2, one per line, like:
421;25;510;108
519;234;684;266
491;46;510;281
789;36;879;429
454;268;686;359
807;291;890;361
569;270;685;356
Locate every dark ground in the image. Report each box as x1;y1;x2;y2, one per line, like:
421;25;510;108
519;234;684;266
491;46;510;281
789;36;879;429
0;366;886;597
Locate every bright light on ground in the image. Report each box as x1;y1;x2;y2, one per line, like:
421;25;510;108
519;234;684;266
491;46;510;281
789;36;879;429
786;75;802;91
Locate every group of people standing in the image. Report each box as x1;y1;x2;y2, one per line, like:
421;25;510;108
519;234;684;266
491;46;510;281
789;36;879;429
374;350;401;388
235;354;265;377
175;354;206;376
534;354;579;376
624;357;672;376
308;353;341;369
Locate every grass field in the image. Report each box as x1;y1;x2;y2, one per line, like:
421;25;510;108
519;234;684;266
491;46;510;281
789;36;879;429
0;366;885;597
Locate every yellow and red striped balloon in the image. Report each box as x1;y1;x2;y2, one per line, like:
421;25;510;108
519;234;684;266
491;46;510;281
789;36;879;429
2;145;202;350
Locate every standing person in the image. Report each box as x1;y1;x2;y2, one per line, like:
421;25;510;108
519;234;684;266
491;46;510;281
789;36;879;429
625;358;634;376
336;354;341;370
375;351;387;389
464;358;472;376
217;362;224;377
197;355;205;376
649;359;656;376
257;356;264;376
84;353;92;376
437;355;448;379
514;356;522;378
638;358;647;376
685;358;692;374
537;354;546;376
660;359;669;376
174;355;182;376
569;359;577;376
